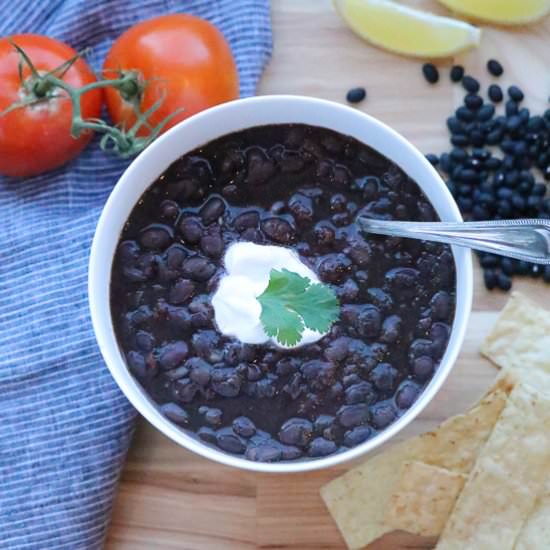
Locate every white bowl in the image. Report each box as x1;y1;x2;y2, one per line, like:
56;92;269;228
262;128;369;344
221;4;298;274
89;95;473;473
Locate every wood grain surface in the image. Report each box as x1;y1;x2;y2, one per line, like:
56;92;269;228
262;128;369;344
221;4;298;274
105;1;550;548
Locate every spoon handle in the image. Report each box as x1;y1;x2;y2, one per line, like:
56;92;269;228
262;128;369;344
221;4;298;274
357;217;550;264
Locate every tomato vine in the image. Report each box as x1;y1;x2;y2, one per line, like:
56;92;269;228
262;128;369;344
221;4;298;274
1;39;182;158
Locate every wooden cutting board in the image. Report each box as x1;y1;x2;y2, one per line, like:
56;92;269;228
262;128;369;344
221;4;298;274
105;1;550;548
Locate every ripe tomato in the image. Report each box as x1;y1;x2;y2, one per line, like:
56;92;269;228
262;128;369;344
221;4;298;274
0;34;102;178
103;14;239;137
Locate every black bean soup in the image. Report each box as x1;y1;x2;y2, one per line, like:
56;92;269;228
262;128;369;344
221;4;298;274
111;124;456;462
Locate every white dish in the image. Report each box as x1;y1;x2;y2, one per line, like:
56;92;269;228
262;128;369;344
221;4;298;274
89;95;473;473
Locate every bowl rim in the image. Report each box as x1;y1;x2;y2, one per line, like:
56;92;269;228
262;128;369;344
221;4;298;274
89;94;473;473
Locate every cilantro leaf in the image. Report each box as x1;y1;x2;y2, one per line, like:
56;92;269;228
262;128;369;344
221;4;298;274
257;268;340;346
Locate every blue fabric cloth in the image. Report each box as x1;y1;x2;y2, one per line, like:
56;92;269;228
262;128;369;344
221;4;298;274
0;2;271;548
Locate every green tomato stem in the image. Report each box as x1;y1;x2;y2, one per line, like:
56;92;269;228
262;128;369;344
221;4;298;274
3;38;180;159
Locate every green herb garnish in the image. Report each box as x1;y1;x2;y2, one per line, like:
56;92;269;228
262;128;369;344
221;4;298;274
257;268;340;346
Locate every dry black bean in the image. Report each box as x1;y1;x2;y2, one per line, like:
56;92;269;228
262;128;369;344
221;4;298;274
422;63;439;84
346;87;366;103
462;75;480;93
508;85;524;102
450;65;464;82
487;59;503;77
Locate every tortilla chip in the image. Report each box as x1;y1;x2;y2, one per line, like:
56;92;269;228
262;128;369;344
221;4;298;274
481;292;550;375
515;477;550;550
384;461;466;537
436;383;550;550
481;293;550;549
321;375;514;549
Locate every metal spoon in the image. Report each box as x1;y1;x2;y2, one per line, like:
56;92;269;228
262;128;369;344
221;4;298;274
356;217;550;265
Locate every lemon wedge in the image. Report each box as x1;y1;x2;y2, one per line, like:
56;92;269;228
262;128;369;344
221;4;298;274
435;0;550;25
334;0;481;58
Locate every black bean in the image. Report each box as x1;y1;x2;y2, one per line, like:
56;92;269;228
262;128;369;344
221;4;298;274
179;217;203;244
451;135;469;147
395;382;420;409
370;403;396;430
422;63;439;84
488;84;503;103
246;444;283;462
127;351;148;378
159;341;189;370
456;106;475;122
477;104;495;121
193;332;223;362
425;153;439;165
308;437;337;457
200;197;226;225
135;330;155;352
543;265;550;283
234;210;260;231
246;148;275;185
261;217;295;244
216;428;246;454
413;356;434;381
181;256;216;281
197;427;217;445
497;187;513;200
465;94;483;110
318;253;352;284
380;315;402;344
301;360;336;389
346;87;366;103
516;261;530;275
169;279;195;304
200;229;224;258
487;59;503;77
337;404;369;428
483;269;497;290
348;239;371;267
447;117;464;134
288;193;314;224
500;257;515;276
462;75;480;93
497;199;513;217
508;85;524;102
160;199;179;219
450;65;464;82
211;367;241;397
345;381;376;405
233;416;256;438
188;358;212;386
278;418;313;447
505;100;518;117
172;378;199;404
199;406;222;426
140;224;173;250
385;267;419;297
470;130;485;147
506;115;522;132
487;129;503;144
160;403;189;425
497;272;512;291
369;363;398;392
343;426;372;447
314;415;335;434
430;290;452;320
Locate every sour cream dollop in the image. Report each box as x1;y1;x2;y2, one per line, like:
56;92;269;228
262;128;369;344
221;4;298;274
212;242;328;348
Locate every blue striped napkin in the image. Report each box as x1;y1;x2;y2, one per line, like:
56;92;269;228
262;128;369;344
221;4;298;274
0;2;271;548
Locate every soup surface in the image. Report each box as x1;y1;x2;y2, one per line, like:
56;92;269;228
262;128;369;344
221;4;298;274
111;123;456;462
